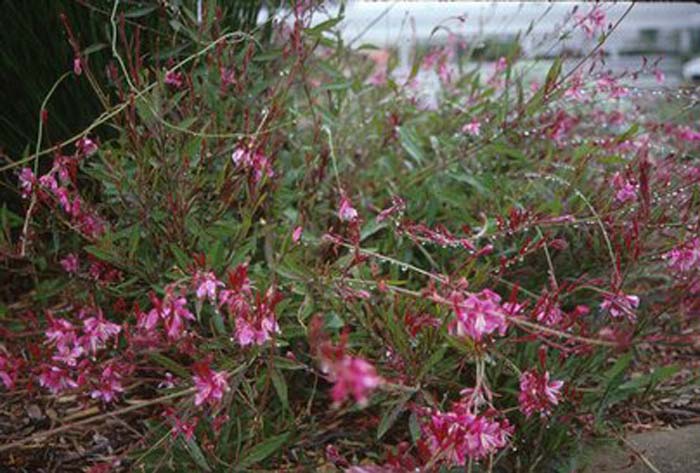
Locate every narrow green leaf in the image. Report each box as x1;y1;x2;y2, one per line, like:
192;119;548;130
238;432;290;468
397;126;425;165
269;368;289;412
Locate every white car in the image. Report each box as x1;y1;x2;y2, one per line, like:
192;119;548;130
682;57;700;82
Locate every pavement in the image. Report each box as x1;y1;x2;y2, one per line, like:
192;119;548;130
587;424;700;473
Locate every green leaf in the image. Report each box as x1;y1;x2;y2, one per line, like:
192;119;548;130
397;126;425;165
269;368;289;412
148;353;189;379
238;432;290;468
169;244;191;270
377;391;413;440
84;245;117;264
409;412;421;443
184;438;212;472
305;16;344;36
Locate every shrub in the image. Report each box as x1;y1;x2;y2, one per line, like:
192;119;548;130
1;3;699;472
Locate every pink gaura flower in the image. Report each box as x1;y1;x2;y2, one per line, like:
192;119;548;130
0;353;19;390
73;56;82;75
194;271;224;303
18;167;35;198
292;225;303;243
448;289;508;341
220;67;236;89
438;62;453;85
231;146;274;183
60;254;80;274
338;194;359;222
576;6;606;38
45;316;78;350
420;402;512;464
162;294;195;340
81;309;121;354
91;364;125;403
38;365;78;394
77;136;98;156
612;172;638;203
38;173;58;191
233;286;281;347
518;370;564;417
601;292;640;322
462;119;481;136
192;362;229;406
367;69;387;86
164;70;184;88
52;342;84;367
664;238;700;273
534;296;563;326
328;356;381;406
171;415;198;441
678;126;700;142
654;68;665;84
376;196;406;223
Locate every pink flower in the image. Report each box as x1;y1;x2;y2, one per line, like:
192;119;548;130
0;353;18;390
39;173;58;190
449;289;508;341
60;254;80;274
164;70;184;88
81;309;121;354
292;226;303;244
462;119;481;136
192;362;229;406
612;172;638;203
518;370;564;417
52;342;83;367
45;317;77;350
220;67;236;89
162;294;195;340
534;297;563;326
678;126;700;142
376;196;406;223
654;68;665;84
601;292;640;322
171;415;198;440
421;402;512;465
231;146;274;183
664;238;700;273
38;365;78;394
328;356;381;406
90;364;125;403
576;6;606;38
367;69;387;86
438;62;452;85
77;136;98;156
18;167;35;198
338;195;359;222
194;271;224;303
73;56;82;75
233;286;281;347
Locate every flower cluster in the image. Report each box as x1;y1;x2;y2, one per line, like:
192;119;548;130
231;146;275;183
518;370;564;418
601;291;640;322
17;141;105;239
311;317;381;406
664;238;700;273
448;289;509;341
419;401;512;465
192;361;229;407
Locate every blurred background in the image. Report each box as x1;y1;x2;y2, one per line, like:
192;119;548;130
329;1;700;87
1;1;699;207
